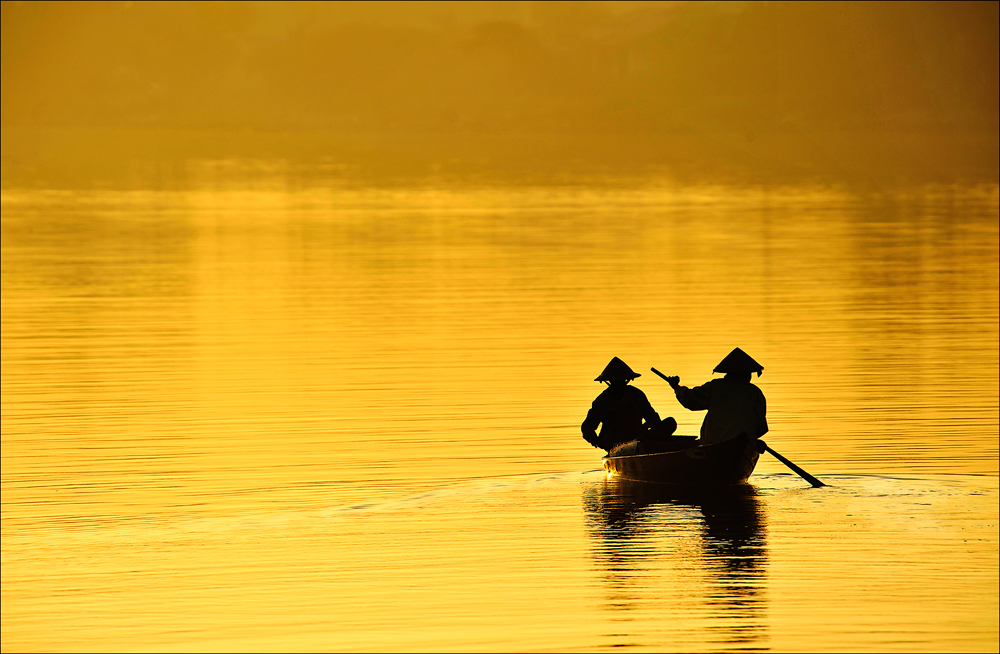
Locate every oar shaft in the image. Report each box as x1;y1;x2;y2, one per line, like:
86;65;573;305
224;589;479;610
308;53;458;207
760;442;826;487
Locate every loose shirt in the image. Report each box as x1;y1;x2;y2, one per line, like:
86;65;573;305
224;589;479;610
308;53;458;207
674;378;768;444
582;384;660;450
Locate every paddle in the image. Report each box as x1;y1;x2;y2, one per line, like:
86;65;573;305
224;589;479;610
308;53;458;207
756;440;825;487
650;366;826;488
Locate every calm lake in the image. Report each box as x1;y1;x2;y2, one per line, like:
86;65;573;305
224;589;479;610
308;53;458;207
2;177;998;652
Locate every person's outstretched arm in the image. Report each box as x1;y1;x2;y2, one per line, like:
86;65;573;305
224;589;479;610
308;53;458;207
666;376;711;411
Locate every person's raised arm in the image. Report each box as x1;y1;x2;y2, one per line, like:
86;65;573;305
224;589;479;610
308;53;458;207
651;369;711;412
673;378;711;411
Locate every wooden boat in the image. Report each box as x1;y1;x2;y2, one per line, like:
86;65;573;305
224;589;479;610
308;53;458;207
603;433;762;485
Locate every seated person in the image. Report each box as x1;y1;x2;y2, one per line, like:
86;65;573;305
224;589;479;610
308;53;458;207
582;357;676;453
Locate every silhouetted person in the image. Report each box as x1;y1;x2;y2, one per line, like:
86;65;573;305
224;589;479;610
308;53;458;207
582;357;676;452
663;348;768;445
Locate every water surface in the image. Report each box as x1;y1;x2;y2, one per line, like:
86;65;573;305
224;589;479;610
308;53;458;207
2;179;997;651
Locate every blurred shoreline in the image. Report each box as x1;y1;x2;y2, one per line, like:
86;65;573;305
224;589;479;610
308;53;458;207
5;2;996;190
3;125;997;190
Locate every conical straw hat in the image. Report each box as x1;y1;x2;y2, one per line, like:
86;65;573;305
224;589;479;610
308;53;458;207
713;347;764;376
595;357;641;382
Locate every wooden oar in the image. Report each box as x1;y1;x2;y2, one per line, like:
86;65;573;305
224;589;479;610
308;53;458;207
650;366;826;487
650;367;672;384
756;440;826;487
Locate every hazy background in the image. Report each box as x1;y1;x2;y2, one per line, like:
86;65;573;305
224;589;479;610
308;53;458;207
3;0;998;187
3;4;999;651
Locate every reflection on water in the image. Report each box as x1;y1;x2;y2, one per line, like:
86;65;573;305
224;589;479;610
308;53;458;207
2;180;997;651
584;479;767;651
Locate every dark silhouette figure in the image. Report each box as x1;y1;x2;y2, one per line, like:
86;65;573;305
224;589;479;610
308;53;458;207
663;347;768;445
582;357;676;452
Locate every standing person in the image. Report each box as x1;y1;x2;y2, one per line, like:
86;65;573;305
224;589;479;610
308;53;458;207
663;348;768;445
582;357;676;452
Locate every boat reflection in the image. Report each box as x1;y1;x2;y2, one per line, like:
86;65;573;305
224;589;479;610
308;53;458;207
582;478;768;650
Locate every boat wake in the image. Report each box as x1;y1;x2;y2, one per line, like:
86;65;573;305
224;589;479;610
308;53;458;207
321;469;604;516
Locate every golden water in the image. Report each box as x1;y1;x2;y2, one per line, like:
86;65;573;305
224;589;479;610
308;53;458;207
2;180;998;652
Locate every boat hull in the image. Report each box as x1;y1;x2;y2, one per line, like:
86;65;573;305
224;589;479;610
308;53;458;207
603;433;760;485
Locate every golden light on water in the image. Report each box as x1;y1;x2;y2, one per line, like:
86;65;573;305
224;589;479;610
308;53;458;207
2;2;998;652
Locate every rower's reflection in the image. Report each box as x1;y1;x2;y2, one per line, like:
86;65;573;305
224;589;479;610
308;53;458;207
582;478;768;649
